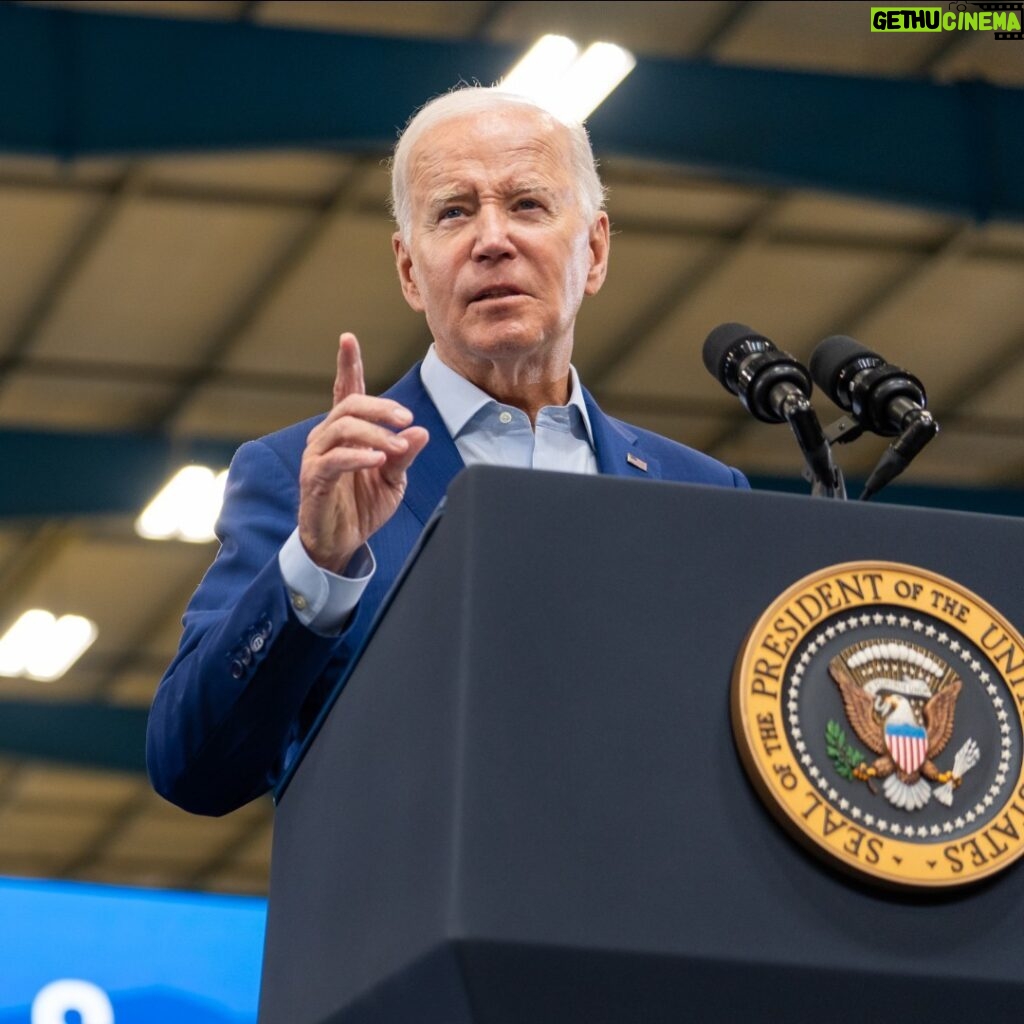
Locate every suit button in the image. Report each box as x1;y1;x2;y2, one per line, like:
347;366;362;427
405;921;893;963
250;634;264;653
229;659;244;679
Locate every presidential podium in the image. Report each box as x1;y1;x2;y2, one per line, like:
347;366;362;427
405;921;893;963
259;467;1024;1024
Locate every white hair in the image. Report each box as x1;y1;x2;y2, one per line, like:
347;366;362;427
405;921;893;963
390;86;606;240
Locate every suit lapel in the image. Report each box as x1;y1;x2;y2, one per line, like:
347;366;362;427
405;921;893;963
583;388;662;480
385;364;465;525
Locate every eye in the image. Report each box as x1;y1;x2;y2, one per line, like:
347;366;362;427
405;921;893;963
439;206;465;221
514;197;543;211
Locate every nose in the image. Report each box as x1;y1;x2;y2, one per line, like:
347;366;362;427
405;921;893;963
471;204;515;262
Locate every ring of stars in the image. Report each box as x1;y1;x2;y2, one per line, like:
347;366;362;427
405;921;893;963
787;613;1016;839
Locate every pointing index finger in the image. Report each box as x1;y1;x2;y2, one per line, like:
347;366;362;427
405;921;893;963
333;332;366;407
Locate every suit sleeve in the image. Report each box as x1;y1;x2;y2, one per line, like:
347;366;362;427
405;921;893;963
146;438;350;816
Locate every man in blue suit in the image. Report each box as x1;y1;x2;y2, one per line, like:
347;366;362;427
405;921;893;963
147;87;747;816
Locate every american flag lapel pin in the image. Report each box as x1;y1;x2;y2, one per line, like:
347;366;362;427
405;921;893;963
626;452;648;472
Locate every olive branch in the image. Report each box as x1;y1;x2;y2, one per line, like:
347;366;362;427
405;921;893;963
825;720;865;780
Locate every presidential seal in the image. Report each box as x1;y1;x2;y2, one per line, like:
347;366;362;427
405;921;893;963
731;562;1024;889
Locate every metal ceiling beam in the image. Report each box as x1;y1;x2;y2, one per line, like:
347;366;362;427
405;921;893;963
0;428;239;518
592;52;1024;225
0;4;514;154
1;5;1022;221
0;699;148;773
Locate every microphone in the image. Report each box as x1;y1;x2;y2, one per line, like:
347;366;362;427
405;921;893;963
703;323;845;499
809;335;928;437
702;323;812;423
809;335;938;500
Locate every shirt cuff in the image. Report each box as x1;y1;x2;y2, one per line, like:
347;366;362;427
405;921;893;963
278;529;375;635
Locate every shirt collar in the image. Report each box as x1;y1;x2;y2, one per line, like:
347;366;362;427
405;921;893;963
419;345;595;448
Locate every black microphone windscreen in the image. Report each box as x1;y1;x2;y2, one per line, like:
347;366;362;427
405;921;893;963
809;335;877;398
702;323;763;385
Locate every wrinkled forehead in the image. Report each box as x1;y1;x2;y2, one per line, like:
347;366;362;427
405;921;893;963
406;108;576;201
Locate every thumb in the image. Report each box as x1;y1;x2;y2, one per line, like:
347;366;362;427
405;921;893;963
381;426;430;483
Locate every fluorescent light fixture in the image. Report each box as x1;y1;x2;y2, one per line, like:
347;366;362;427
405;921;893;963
500;34;636;121
0;609;98;682
501;34;580;99
136;465;229;543
552;42;637;122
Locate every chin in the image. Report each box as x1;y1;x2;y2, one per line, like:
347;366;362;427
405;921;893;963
461;328;547;359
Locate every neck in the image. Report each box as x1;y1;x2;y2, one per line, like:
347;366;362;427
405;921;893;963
438;349;573;425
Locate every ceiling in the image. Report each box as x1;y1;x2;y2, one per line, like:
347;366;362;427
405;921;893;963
0;0;1022;896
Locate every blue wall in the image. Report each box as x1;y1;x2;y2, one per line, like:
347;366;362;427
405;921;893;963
0;877;265;1023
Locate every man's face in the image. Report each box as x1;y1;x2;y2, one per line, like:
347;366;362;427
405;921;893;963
393;107;609;381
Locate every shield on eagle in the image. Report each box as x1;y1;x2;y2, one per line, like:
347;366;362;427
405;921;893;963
884;720;928;775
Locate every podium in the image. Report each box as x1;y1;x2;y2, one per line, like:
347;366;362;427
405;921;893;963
259;467;1024;1023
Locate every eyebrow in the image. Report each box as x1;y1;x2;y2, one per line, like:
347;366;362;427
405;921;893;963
506;183;556;199
428;190;473;210
427;183;559;209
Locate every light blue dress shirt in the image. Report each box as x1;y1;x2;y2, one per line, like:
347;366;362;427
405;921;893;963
279;346;598;632
420;345;598;475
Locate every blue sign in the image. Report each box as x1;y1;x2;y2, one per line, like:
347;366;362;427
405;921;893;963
0;876;265;1023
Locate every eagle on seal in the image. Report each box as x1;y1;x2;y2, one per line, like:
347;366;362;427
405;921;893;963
828;639;973;811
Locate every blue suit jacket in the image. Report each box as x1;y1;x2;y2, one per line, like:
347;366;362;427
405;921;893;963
147;364;748;814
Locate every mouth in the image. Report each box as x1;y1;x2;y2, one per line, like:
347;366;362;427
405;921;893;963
469;286;526;303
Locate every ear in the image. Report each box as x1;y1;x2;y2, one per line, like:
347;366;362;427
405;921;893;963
393;232;425;312
583;212;610;296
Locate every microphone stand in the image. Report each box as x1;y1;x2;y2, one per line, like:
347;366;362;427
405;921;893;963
778;392;847;500
860;408;939;501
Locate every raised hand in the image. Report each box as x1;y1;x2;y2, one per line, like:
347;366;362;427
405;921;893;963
298;333;429;572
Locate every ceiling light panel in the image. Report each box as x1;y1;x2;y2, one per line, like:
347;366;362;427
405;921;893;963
501;34;635;121
136;466;228;543
0;610;98;682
